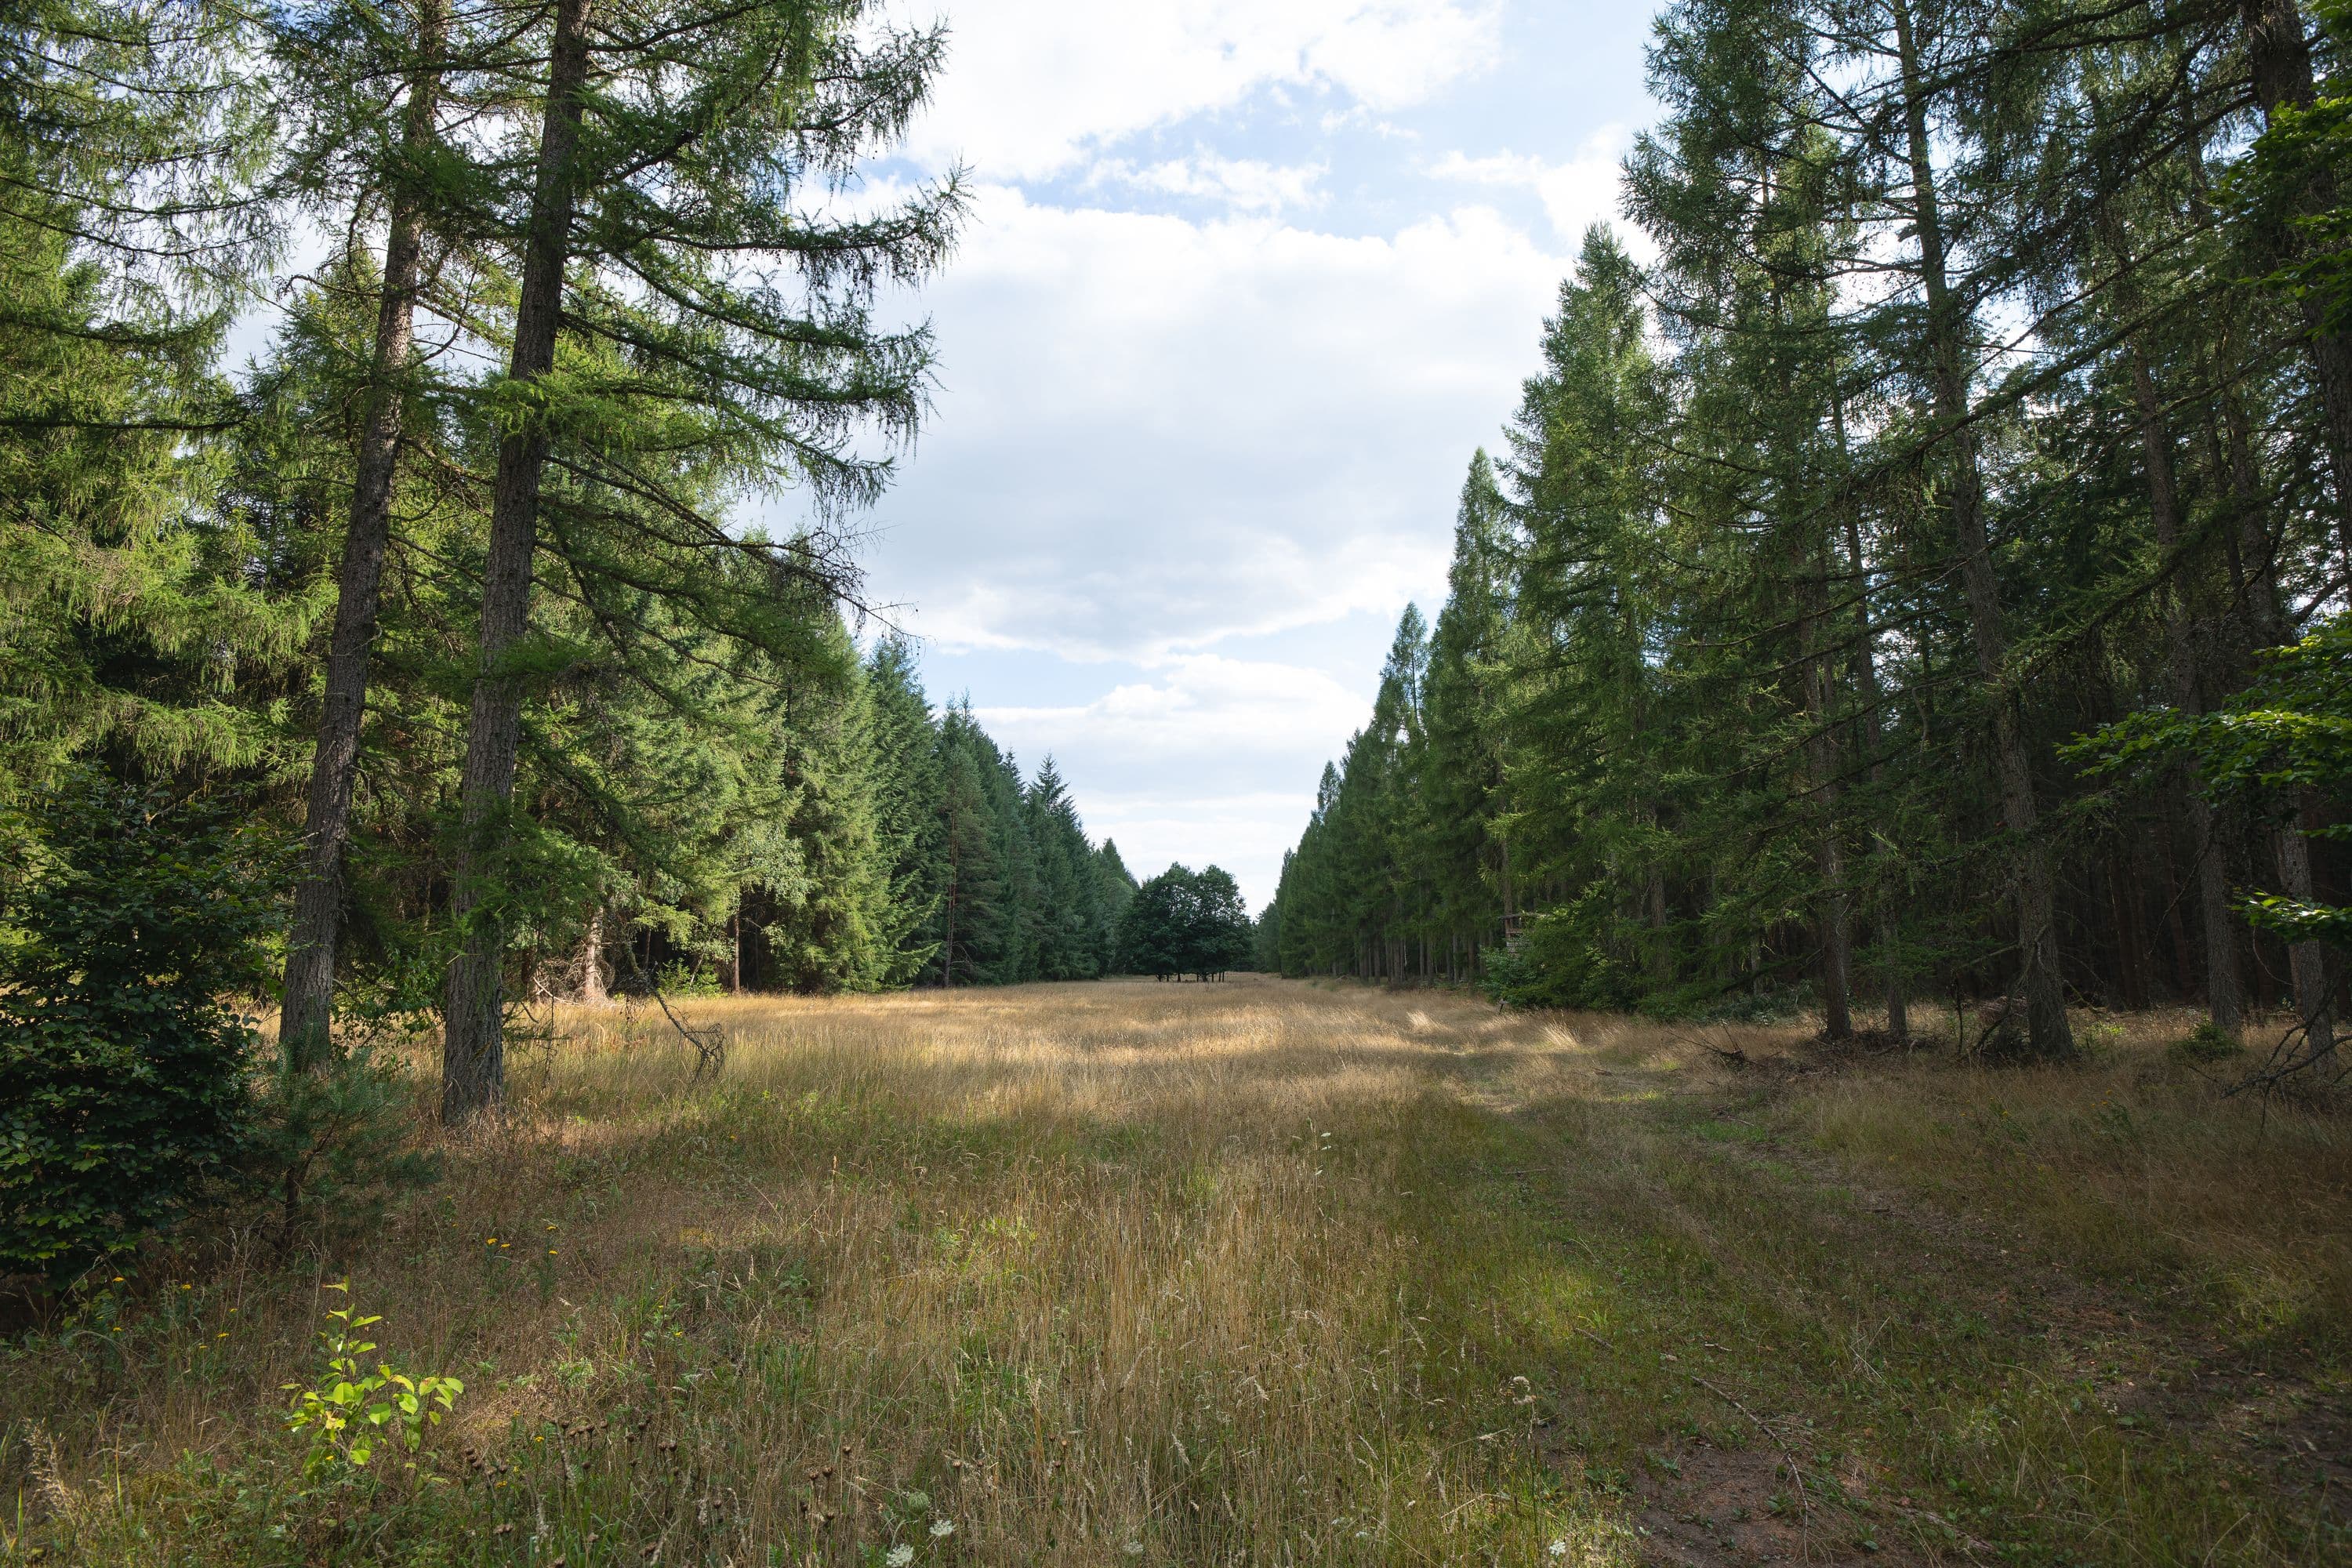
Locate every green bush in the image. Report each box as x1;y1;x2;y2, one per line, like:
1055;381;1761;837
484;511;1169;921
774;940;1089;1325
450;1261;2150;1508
2169;1020;2244;1066
0;772;283;1283
655;960;724;998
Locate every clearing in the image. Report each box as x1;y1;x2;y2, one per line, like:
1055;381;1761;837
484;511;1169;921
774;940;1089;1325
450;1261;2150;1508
7;977;2348;1565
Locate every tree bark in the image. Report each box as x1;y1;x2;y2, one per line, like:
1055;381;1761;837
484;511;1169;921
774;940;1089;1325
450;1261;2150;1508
2278;792;2336;1057
1842;509;1909;1039
1893;0;2071;1057
2242;0;2352;541
575;908;606;1004
2129;347;2242;1033
279;0;445;1073
1796;528;1853;1039
441;0;593;1123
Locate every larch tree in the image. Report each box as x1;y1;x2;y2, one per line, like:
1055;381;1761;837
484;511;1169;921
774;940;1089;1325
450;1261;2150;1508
437;0;960;1119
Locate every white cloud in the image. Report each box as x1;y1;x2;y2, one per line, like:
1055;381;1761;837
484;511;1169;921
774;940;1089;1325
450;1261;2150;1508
1077;792;1322;904
1428;127;1632;243
898;0;1503;180
855;183;1566;663
976;654;1367;764
975;654;1374;903
1084;154;1328;214
804;3;1658;903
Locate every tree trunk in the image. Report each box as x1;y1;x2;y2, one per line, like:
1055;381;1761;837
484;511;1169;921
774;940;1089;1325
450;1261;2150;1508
1842;502;1907;1039
2278;793;2336;1057
441;0;594;1124
2242;0;2352;543
1796;530;1853;1039
2130;347;2242;1033
1893;0;2071;1058
2197;317;2333;1052
576;909;607;1004
280;1;444;1073
2152;811;2198;996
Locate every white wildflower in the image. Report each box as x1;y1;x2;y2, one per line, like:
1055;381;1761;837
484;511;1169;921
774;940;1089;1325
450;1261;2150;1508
930;1519;955;1539
1548;1539;1568;1559
1123;1541;1145;1557
886;1548;914;1568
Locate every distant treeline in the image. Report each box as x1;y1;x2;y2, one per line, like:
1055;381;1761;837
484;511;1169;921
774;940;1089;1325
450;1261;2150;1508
590;637;1142;1000
1265;2;2352;1064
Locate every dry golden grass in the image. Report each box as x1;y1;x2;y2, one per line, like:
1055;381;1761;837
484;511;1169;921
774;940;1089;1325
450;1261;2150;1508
5;978;2347;1566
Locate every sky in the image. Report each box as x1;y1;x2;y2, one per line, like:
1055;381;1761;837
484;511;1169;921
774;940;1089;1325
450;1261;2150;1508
795;1;1664;910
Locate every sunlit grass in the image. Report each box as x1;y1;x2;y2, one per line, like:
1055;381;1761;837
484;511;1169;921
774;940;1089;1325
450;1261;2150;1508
5;979;2344;1565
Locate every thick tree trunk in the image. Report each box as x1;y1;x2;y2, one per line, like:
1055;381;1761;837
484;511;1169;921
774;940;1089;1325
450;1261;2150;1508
2278;793;2336;1056
2243;0;2352;539
2131;347;2242;1033
575;909;607;1004
441;0;594;1124
279;2;444;1073
1842;503;1907;1039
1893;0;2071;1057
1796;532;1852;1039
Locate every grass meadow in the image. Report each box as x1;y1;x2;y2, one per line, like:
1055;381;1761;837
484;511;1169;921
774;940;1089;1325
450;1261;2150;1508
4;977;2347;1566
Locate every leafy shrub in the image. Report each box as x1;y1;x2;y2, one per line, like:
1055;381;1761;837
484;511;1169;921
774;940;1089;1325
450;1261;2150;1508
2170;1020;2244;1066
282;1283;463;1479
0;773;283;1283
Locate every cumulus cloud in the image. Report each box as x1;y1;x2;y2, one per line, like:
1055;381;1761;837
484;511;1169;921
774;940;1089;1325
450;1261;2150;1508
853;183;1566;663
1083;154;1329;214
800;2;1656;903
973;655;1376;901
1427;127;1635;245
976;655;1367;768
895;0;1503;180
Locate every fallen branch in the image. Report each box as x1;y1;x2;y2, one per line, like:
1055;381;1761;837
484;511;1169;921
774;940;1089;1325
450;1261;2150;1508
1691;1374;1809;1529
612;931;727;1080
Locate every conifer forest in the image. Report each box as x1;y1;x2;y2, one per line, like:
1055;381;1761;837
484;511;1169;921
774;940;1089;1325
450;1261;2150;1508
0;0;1163;1126
1269;2;2352;1075
6;2;2352;1565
